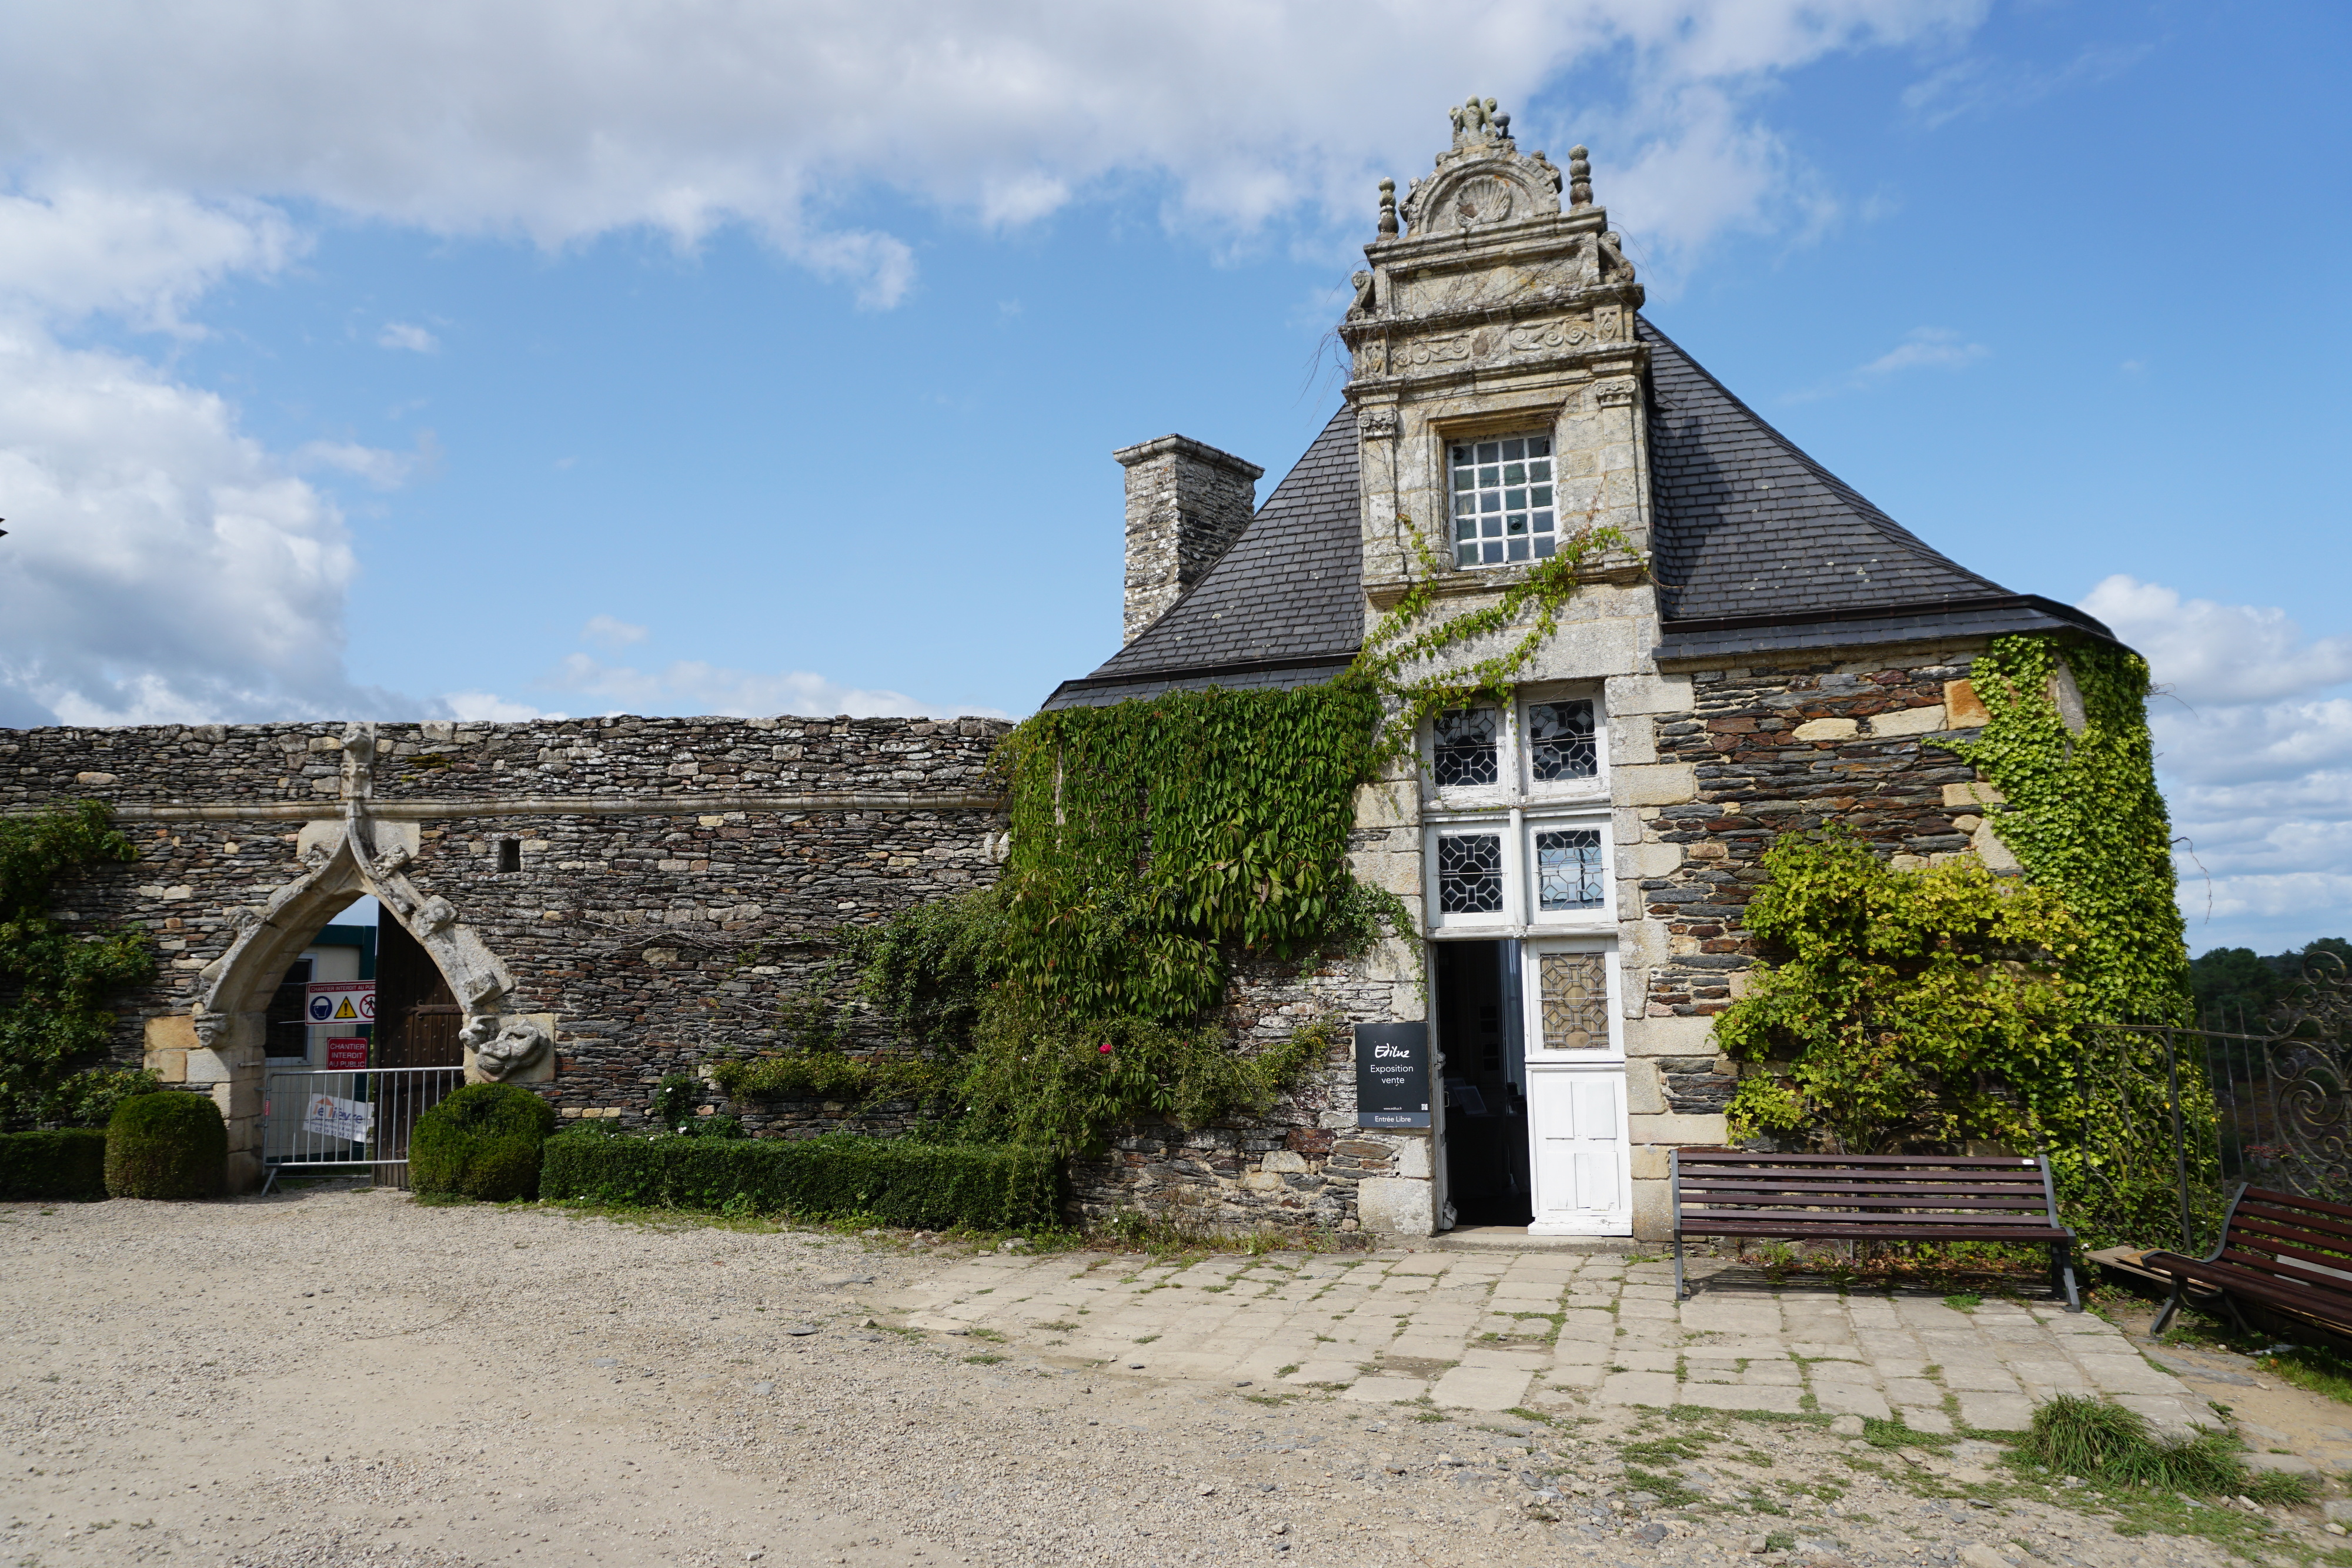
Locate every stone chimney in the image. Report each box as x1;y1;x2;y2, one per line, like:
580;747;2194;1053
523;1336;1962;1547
1114;435;1263;644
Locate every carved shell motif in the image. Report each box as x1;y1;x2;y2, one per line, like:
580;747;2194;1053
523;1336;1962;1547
1449;175;1519;228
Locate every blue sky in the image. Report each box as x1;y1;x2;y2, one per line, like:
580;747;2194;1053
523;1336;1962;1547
0;0;2346;955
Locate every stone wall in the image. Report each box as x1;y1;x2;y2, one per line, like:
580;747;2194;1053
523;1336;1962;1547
1636;642;2003;1117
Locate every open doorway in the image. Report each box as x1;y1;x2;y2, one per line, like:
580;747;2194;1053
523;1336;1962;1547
1434;938;1531;1227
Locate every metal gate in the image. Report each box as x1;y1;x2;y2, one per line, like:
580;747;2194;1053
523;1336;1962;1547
261;1066;465;1192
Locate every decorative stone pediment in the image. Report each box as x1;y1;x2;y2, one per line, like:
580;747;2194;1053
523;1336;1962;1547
1397;97;1563;238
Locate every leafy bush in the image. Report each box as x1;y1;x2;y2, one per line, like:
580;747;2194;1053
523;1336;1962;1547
410;1083;557;1201
2015;1393;2313;1504
46;1066;161;1129
103;1091;225;1199
540;1131;1058;1231
1717;828;2088;1155
0;1126;109;1200
1;803;155;1131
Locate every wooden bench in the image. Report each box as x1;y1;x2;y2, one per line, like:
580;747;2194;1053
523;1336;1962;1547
1671;1149;2081;1309
2145;1185;2352;1337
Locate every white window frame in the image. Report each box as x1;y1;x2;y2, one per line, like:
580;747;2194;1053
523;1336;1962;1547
1425;688;1608;813
1428;816;1518;931
1446;429;1562;570
1519;937;1624;1064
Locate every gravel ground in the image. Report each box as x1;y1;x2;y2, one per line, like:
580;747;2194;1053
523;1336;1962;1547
0;1189;2333;1567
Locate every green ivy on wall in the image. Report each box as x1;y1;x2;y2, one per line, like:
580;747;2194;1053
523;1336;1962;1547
716;525;1635;1156
0;803;157;1131
1941;635;2191;1026
1717;830;2090;1156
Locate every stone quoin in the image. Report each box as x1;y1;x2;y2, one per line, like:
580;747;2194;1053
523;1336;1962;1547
5;98;2139;1239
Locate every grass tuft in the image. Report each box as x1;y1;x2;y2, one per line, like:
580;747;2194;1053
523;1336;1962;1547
2014;1394;2316;1506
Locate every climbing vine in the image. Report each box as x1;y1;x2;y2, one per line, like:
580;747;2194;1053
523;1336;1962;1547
1940;636;2191;1026
714;522;1632;1155
0;803;157;1131
1354;525;1628;762
1717;830;2090;1156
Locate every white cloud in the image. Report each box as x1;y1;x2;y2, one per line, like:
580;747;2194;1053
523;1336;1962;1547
0;1;1988;305
2090;576;2352;951
0;183;297;329
544;653;1009;721
1901;43;2153;132
2083;575;2352;707
0;322;419;724
1859;326;1989;376
440;690;555;722
376;320;437;353
294;429;440;490
580;614;647;650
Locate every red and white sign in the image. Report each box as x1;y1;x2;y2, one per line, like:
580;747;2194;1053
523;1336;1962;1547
306;981;376;1024
325;1037;369;1070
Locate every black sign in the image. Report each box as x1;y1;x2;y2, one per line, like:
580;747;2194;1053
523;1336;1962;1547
1355;1021;1431;1128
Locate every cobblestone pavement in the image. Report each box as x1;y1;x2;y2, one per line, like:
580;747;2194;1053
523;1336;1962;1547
883;1247;2214;1436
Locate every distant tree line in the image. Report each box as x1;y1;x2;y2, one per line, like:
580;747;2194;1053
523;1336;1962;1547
2189;938;2352;1030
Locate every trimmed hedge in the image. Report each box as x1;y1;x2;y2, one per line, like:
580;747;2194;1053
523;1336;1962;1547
540;1131;1060;1231
0;1128;109;1201
105;1091;226;1199
412;1083;558;1201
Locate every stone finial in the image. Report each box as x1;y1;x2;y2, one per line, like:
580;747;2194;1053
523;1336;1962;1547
1449;95;1509;149
1377;178;1398;236
1568;145;1592;208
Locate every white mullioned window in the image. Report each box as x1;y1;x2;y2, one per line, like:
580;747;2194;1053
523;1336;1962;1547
1450;432;1556;568
1423;689;1612;931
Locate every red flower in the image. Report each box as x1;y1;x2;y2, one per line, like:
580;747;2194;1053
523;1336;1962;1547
1098;1042;1114;1054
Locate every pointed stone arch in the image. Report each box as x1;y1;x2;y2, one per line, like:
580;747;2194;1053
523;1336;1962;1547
185;795;533;1189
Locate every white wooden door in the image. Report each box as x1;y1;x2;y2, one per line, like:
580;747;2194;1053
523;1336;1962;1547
1525;1068;1632;1235
1519;941;1631;1236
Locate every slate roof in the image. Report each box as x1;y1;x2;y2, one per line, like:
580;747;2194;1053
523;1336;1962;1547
1640;317;2112;657
1041;404;1362;710
1041;317;2111;708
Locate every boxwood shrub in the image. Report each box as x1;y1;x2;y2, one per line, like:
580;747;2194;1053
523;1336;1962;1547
540;1131;1059;1231
411;1083;558;1201
105;1091;226;1199
0;1128;109;1201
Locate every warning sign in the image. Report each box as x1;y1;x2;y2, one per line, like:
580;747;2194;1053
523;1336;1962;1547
305;981;375;1024
326;1037;369;1070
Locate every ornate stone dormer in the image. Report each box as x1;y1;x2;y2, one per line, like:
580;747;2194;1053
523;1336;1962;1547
1342;99;1650;611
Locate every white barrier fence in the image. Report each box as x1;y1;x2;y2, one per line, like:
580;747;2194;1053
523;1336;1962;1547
260;1066;466;1192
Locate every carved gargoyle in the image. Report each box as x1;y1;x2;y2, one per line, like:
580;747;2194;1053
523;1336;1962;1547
192;1011;230;1052
1598;231;1636;284
1349;270;1375;315
413;894;457;935
471;1018;550;1081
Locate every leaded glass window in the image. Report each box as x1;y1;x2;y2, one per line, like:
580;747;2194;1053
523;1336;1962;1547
1535;829;1605;911
1436;833;1504;914
1432;708;1499;787
1451;433;1555;567
1539;952;1609;1049
1528;699;1597;781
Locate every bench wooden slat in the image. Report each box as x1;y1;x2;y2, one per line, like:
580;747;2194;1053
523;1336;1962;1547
1676;1152;2037;1168
1684;1215;2066;1233
2212;1247;2352;1298
1684;1224;2068;1241
2144;1185;2352;1339
1682;1175;2050;1192
1683;1190;2056;1210
2226;1214;2352;1263
2234;1205;2352;1251
2239;1194;2352;1232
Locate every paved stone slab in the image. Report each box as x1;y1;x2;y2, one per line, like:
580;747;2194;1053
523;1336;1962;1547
1678;1383;1807;1413
1597;1370;1679;1406
1430;1363;1533;1410
1341;1375;1429;1403
1955;1392;2036;1430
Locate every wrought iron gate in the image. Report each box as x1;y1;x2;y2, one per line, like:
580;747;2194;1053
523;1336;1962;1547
2077;956;2352;1256
260;1066;465;1192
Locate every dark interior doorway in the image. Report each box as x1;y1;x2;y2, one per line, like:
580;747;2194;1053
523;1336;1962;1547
375;917;462;1070
1435;938;1531;1226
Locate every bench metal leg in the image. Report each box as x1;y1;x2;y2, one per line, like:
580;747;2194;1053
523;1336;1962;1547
2050;1242;2082;1312
1673;1236;1686;1301
2151;1281;2185;1336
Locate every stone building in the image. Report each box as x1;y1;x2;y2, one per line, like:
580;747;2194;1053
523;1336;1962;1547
1041;99;2119;1240
5;99;2126;1240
